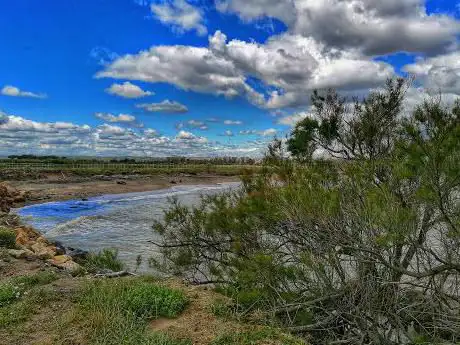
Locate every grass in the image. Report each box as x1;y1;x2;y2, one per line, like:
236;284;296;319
0;227;16;249
0;271;60;328
0;271;58;308
81;248;125;273
211;328;306;345
74;277;189;345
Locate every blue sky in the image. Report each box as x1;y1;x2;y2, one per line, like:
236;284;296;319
1;0;459;157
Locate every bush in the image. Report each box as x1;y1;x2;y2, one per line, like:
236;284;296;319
0;227;16;248
80;278;187;319
82;248;124;273
153;80;460;344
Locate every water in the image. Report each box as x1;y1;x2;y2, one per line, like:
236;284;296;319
14;182;239;271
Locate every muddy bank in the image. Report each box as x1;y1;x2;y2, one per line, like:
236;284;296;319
6;173;239;206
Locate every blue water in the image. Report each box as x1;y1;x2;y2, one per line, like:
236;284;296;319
14;183;239;270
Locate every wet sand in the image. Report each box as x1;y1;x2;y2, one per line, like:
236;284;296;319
7;173;240;206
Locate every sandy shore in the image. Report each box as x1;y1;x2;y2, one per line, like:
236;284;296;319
7;173;240;206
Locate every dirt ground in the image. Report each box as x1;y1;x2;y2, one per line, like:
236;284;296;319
6;173;239;206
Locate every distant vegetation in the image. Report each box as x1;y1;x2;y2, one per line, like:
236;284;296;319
0;155;261;179
152;79;460;344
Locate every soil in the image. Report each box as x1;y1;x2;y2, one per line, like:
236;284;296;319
5;172;239;206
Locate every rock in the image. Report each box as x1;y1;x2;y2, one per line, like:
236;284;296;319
15;226;41;246
48;255;73;266
53;241;66;255
116;180;127;185
0;183;30;213
8;249;29;259
31;242;56;259
67;247;89;260
61;261;82;274
36;236;49;244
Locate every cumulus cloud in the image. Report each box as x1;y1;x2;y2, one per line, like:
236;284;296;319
105;82;153;98
260;128;277;137
277;111;309;126
176;119;208;130
95;112;137;124
136;100;188;113
176;130;208;143
216;0;460;56
151;0;207;36
223;120;243;125
222;130;234;136
97;42;266;107
404;52;460;95
1;85;47;99
97;29;395;109
2;112;256;157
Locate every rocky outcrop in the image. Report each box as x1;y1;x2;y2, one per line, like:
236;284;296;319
1;184;83;274
0;182;30;213
6;224;82;274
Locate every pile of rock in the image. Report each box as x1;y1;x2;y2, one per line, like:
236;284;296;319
2;183;85;274
0;182;29;214
8;226;83;274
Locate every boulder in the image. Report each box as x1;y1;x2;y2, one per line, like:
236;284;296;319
8;248;35;259
48;255;73;266
31;242;56;259
67;247;89;260
0;183;30;213
61;260;82;273
15;226;42;246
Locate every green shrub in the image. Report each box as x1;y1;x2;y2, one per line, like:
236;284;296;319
80;278;187;319
0;283;17;307
0;227;16;248
0;271;59;308
78;278;189;345
82;248;124;273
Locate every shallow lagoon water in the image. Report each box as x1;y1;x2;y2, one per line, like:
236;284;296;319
15;182;239;271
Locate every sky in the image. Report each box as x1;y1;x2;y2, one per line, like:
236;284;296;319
0;0;460;157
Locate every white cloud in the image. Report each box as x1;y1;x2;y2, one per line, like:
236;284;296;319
259;128;277;137
403;52;460;95
1;85;47;99
277;111;309;126
151;0;207;36
97;30;394;109
176;130;208;143
95;42;266;107
223;130;234;136
224;120;243;125
105;82;153;98
136;100;189;113
239;130;257;135
95;113;137;124
176;119;208;130
216;0;460;56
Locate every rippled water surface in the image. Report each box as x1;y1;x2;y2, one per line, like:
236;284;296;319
15;182;239;270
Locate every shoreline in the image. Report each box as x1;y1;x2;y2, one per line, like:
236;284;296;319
7;173;240;206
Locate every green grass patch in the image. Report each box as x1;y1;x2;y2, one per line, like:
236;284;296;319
0;227;16;248
0;270;58;308
77;277;189;345
211;328;305;345
0;285;60;328
81;248;125;273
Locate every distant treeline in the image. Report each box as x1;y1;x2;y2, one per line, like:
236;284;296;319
4;155;259;165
